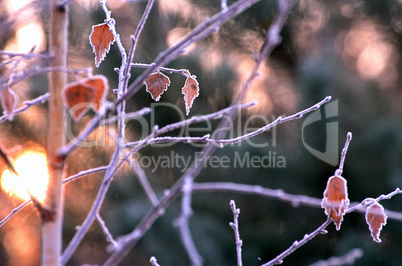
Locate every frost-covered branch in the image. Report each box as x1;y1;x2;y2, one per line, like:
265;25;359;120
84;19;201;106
229;200;243;266
335;132;352;177
0;92;49;123
0;66;91;92
131;63;191;78
261;218;332;266
174;178;202;266
309;248;363;266
97;213;118;248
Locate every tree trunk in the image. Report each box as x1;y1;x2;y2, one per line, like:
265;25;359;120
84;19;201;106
43;1;68;264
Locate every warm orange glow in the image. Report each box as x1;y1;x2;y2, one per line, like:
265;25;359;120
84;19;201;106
1;149;49;203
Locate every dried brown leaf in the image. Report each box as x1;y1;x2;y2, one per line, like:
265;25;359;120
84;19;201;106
89;23;115;68
62;75;108;122
321;175;350;230
182;76;199;116
365;203;387;243
144;72;171;102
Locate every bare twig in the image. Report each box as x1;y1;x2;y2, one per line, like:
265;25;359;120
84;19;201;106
229;200;243;266
0;93;49;123
0;200;31;227
308;248;363;266
62;166;108;185
131;63;191;78
125;101;256;148
262;218;332;266
0;67;91;92
128;162;159;207
335;132;352;177
97;213;118;248
100;107;152;126
62;147;120;264
174;178;202;266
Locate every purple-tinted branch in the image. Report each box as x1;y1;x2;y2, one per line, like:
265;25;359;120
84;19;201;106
192;183;402;221
229;200;243;266
0;93;49;123
62;147;121;264
213;97;331;146
62;166;108;185
128;162;159;207
335;132;352;177
309;248;363;266
0;66;91;92
125;101;256;148
0;200;31;227
174;178;202;266
131;63;191;78
97;213;118;248
346;187;402;215
100;107;152;126
261;218;332;266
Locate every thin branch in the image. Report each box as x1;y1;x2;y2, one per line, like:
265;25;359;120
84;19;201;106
174;178;202;266
125;101;256;148
100;107;151;125
128;162;159;207
212;97;331;146
335;132;352;177
0;200;31;227
346;187;402;215
131;63;191;78
192;183;402;221
62;147;121;264
261;218;332;266
0;93;49;123
62;166;108;185
309;248;363;266
0;66;91;92
97;213;118;248
229;200;243;266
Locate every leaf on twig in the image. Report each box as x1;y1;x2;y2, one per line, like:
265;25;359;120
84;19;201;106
321;175;350;230
89;23;115;68
182;76;199;116
62;75;108;122
144;72;171;102
365;202;387;243
0;88;19;121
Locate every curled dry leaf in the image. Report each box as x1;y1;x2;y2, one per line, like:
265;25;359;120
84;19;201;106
0;88;19;121
365;202;387;243
321;175;350;231
62;75;109;122
182;76;199;116
89;23;115;68
144;72;171;102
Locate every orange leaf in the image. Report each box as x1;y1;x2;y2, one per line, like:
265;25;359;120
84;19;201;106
182;76;199;116
89;23;115;68
144;72;171;102
0;88;19;121
62;75;108;122
321;175;349;230
365;203;387;243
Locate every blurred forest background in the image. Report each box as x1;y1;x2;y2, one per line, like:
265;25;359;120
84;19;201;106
1;0;402;265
